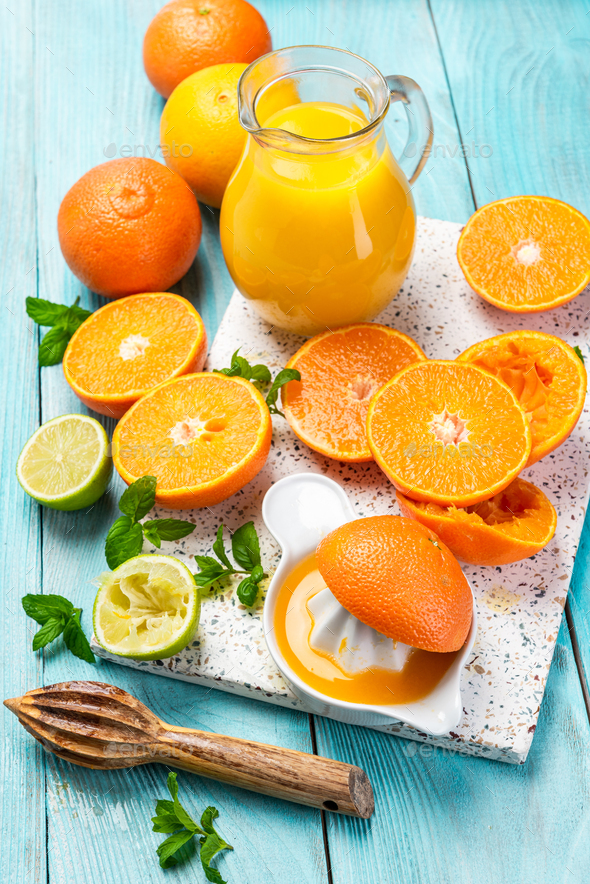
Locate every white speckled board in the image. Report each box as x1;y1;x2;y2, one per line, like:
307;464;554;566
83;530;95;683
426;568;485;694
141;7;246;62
92;216;590;764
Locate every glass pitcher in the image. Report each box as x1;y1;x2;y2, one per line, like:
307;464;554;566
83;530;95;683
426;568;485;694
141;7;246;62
220;46;432;336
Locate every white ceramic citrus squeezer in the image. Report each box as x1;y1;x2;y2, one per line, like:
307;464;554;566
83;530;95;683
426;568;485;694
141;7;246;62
262;474;477;736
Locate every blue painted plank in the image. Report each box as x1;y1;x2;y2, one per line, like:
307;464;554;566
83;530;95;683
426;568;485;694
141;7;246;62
316;619;590;884
0;3;47;881
428;0;590;216
31;1;325;882
428;0;590;689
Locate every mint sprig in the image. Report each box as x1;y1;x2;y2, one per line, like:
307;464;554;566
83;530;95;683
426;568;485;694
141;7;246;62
152;772;233;880
104;476;196;569
574;345;585;363
21;593;95;663
196;522;265;606
213;349;300;417
26;296;92;366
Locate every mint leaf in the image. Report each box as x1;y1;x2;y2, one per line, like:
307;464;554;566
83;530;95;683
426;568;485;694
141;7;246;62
22;595;94;663
26;297;69;326
21;593;74;624
32;616;66;650
38;325;71;366
265;368;301;416
143;519;195;544
167;773;198;833
27;296;93;366
119;475;157;521
214;349;271;384
152;814;183;834
152;775;231;875
142;521;162;548
212;525;233;570
156;830;195;869
236;575;258;606
574;345;585;363
199;806;233;883
200;806;220;835
196;555;222;570
249;363;272;383
250;564;264;584
231;521;261;571
200;831;232;884
63;303;92;332
62;610;95;663
105;516;144;569
195;562;230;588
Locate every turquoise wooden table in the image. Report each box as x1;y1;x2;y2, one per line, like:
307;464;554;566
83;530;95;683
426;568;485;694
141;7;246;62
3;1;590;881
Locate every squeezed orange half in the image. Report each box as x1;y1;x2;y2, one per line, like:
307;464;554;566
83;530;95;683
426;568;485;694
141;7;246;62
274;553;459;706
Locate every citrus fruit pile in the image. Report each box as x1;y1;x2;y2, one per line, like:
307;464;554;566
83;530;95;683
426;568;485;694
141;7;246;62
56;0;272;298
281;322;586;566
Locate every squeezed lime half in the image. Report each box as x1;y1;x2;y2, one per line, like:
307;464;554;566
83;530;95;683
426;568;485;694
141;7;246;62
17;414;112;510
93;554;200;660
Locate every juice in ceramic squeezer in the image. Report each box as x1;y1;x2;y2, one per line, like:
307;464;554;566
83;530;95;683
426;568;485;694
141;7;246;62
220;100;416;335
274;553;459;706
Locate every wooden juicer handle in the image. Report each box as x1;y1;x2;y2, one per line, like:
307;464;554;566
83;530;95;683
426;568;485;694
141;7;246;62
4;681;374;819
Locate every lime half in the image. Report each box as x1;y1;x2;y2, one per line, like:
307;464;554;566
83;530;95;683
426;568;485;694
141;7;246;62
93;555;200;660
17;414;112;511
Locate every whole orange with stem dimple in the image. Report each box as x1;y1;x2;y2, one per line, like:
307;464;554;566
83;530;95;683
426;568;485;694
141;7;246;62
112;372;272;509
316;515;473;653
397;477;557;566
457;195;590;312
281;322;426;462
143;0;272;99
161;63;247;208
57;158;202;298
63;293;208;418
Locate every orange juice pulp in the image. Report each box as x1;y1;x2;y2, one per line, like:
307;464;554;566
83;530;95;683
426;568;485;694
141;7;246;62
274;553;459;706
220;101;416;336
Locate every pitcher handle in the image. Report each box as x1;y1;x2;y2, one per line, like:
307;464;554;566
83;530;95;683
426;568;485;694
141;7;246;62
385;75;433;185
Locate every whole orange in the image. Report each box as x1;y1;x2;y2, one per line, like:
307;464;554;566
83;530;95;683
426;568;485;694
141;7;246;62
57;158;202;298
143;0;272;99
161;63;247;207
316;515;473;653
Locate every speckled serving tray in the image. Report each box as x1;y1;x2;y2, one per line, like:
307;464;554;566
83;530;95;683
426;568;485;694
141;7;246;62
92;216;590;764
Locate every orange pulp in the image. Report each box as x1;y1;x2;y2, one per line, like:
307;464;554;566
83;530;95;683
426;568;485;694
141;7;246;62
220;101;416;335
273;553;459;706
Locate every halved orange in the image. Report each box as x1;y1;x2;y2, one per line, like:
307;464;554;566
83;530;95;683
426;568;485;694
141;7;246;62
281;323;426;462
457;331;587;465
366;360;531;507
397;477;557;566
457;196;590;312
63;293;207;419
112;373;272;509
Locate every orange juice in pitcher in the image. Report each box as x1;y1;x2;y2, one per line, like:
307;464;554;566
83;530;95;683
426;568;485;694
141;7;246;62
220;46;432;335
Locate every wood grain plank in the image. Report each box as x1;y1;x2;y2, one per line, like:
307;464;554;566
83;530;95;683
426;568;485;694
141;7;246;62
32;1;324;882
0;3;47;882
316;619;590;883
